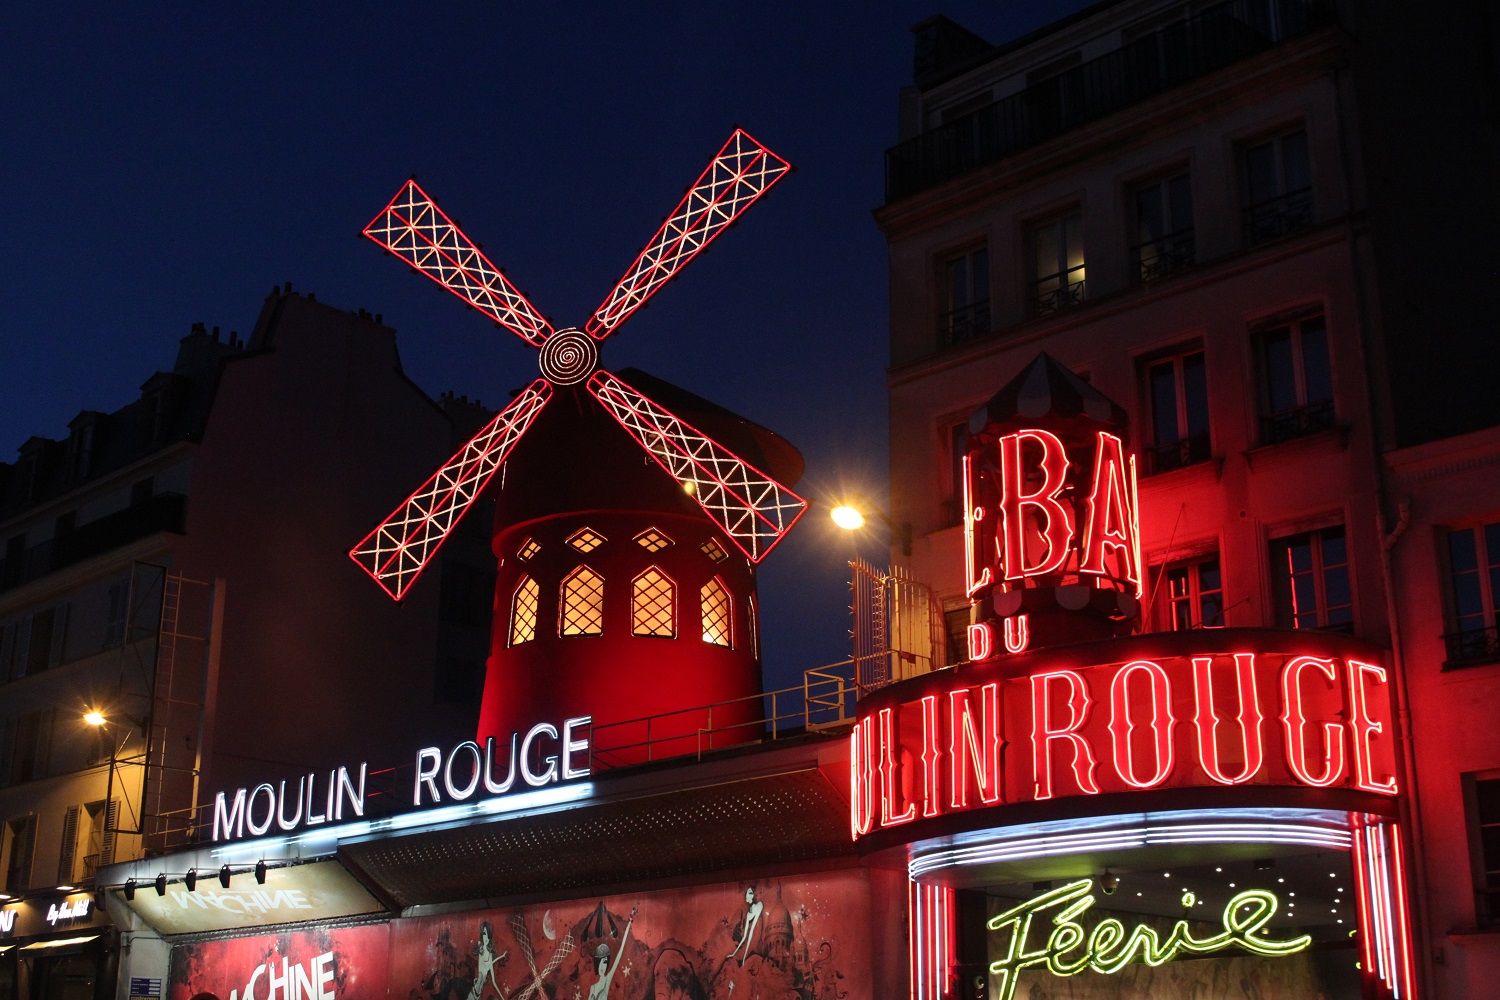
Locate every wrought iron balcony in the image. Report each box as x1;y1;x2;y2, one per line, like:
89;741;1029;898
1261;400;1335;445
885;0;1335;202
1244;187;1314;244
0;493;187;593
938;300;992;348
1443;625;1500;669
1144;432;1212;475
1134;229;1197;282
1031;273;1086;316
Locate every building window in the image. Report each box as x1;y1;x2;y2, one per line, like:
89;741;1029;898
2;816;36;892
1153;555;1224;631
516;538;541;561
0;709;53;788
560;567;604;637
566;527;606;553
1132;172;1194;281
631;568;676;638
1243;128;1312;244
634;528;673;552
1142;348;1210;474
1443;523;1500;666
939;246;990;347
701;577;733;647
1028;212;1085;315
1257;312;1334;444
700;538;728;563
1270;526;1352;631
1468;774;1500;925
509;576;539;646
943;421;972;526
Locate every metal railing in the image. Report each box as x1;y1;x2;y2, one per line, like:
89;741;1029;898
885;0;1335;201
1261;399;1335;444
1243;187;1314;244
0;493;186;592
938;300;992;348
1443;625;1500;669
1031;273;1086;316
1144;432;1212;475
1134;229;1196;282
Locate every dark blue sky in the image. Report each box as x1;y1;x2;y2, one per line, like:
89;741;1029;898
1;2;1088;687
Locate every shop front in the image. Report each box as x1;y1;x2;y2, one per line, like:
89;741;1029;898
0;890;116;1000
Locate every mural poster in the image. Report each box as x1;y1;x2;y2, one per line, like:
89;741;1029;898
169;923;390;1000
390;872;872;1000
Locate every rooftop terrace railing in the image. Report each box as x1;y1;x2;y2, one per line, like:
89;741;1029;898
885;0;1335;202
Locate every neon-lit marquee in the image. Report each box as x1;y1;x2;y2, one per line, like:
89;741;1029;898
212;717;592;842
986;879;1311;1000
964;429;1141;601
850;638;1398;840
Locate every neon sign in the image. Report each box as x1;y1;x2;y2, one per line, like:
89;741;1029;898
212;717;592;842
850;637;1399;840
964;429;1141;600
986;879;1312;1000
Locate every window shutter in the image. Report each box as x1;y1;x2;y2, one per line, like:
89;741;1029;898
11;818;35;891
57;805;79;884
0;624;12;680
99;800;119;866
30;709;54;781
0;717;14;788
48;603;68;668
10;617;30;681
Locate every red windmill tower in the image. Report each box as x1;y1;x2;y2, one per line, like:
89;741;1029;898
350;130;808;759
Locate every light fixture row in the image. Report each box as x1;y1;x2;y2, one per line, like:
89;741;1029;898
107;861;268;903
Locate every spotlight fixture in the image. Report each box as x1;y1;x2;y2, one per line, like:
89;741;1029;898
1100;869;1119;895
254;860;267;885
219;865;232;889
124;879;137;901
1255;858;1274;871
154;874;167;896
185;869;197;892
93;888;107;910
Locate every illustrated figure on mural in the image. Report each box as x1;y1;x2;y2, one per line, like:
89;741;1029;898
587;906;636;1000
728;886;765;967
467;921;509;1000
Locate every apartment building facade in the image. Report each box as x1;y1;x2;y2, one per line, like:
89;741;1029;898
876;1;1500;997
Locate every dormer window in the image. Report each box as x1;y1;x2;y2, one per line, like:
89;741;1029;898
67;414;101;482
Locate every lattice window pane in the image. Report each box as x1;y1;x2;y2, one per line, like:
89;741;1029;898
701;577;732;647
700;538;728;563
632;568;676;637
517;538;541;561
561;567;604;636
509;576;539;646
567;528;606;553
635;528;674;553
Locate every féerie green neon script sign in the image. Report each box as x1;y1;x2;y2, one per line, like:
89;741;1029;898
987;878;1313;1000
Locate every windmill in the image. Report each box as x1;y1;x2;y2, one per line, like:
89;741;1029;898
350;130;808;757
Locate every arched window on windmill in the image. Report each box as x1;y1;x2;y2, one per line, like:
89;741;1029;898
701;576;733;648
509;575;539;646
561;566;605;637
632;567;676;638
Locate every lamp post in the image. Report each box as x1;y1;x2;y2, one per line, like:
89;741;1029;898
829;500;912;556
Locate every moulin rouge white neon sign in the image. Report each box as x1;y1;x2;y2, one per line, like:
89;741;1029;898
849;646;1398;839
213;716;591;842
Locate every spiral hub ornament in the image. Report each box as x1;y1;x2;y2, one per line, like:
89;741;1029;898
538;329;598;385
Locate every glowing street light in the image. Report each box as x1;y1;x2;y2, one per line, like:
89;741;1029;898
830;505;866;531
828;499;910;555
83;710;106;727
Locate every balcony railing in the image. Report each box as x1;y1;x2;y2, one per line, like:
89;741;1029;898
1134;228;1197;282
1443;625;1500;669
885;0;1335;202
1261;400;1335;444
0;493;187;593
939;300;992;348
1031;270;1086;316
1144;432;1212;475
1244;187;1314;244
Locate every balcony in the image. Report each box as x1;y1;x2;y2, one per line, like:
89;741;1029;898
1261;400;1335;445
1244;187;1314;244
938;299;992;348
1031;270;1086;316
1443;625;1500;669
885;0;1335;202
0;493;186;592
1144;432;1212;475
1134;228;1197;282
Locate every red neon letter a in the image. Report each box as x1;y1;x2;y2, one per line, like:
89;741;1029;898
998;429;1073;580
1078;432;1140;591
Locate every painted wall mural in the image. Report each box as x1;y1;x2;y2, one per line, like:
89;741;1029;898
169;923;390;1000
390;872;872;1000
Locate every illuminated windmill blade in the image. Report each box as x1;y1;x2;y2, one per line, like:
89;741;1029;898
364;180;554;347
350;380;553;600
588;371;807;562
585;129;791;339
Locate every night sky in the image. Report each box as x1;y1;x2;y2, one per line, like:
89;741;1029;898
1;2;1088;689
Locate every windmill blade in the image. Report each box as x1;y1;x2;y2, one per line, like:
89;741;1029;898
365;180;554;347
350;380;553;600
588;371;806;562
585;129;790;340
536;932;575;980
509;912;538;976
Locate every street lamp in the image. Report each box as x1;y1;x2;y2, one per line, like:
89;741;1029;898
828;499;911;556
